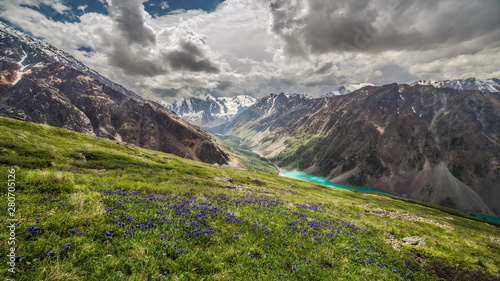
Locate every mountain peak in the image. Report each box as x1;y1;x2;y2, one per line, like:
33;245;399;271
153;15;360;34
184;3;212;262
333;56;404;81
411;77;500;92
166;94;257;128
322;83;375;97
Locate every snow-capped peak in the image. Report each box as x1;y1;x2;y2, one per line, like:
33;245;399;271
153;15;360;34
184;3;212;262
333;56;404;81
323;83;375;97
411;78;500;93
166;94;257;127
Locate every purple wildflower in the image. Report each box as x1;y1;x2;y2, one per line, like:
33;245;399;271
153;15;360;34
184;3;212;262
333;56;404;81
47;250;56;257
64;243;72;249
27;225;41;235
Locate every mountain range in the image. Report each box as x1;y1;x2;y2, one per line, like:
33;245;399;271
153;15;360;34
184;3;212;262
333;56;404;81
213;84;500;216
164;94;256;128
0;22;229;165
167;79;500;128
412;77;500;92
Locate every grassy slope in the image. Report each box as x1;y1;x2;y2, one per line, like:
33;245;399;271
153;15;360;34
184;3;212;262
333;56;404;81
0;117;499;281
213;134;279;175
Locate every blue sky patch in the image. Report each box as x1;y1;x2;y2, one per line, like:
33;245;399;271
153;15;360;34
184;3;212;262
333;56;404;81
144;0;226;17
20;0;108;23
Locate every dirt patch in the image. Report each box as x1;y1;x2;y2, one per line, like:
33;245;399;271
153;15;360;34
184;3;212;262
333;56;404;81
384;233;427;250
363;205;454;230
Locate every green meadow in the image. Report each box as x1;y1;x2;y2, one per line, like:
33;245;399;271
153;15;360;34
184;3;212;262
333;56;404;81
0;117;499;280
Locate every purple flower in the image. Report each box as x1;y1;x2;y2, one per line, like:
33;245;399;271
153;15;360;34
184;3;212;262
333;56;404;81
176;249;185;254
172;243;177;247
47;250;56;257
64;243;72;249
248;253;255;258
104;230;114;236
27;225;41;235
292;264;298;272
69;228;76;234
77;231;83;236
14;255;22;262
392;269;401;273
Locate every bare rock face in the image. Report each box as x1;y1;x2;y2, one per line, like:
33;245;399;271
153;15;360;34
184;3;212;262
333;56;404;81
0;23;228;165
217;84;500;216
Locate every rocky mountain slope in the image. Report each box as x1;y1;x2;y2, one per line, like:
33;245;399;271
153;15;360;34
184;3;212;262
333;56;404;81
215;84;500;216
0;22;229;164
164;94;256;128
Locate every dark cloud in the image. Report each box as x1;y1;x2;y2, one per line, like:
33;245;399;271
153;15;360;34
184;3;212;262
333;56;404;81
269;0;500;55
107;41;167;77
165;41;220;73
372;61;418;85
103;1;220;77
315;62;334;74
152;87;180;98
109;0;156;46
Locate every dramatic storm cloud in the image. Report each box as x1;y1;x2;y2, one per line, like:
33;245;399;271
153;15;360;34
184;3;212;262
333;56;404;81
270;0;500;55
1;0;499;102
109;0;156;46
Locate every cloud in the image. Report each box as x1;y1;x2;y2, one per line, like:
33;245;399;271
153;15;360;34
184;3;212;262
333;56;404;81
1;0;499;103
108;0;156;46
161;2;169;10
77;5;88;12
269;0;500;55
166;40;220;73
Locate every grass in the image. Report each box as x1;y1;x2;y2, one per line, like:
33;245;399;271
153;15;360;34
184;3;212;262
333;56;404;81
214;134;279;175
0;116;499;281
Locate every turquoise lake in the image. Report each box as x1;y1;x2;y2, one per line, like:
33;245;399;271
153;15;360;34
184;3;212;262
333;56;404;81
279;170;500;224
279;170;395;196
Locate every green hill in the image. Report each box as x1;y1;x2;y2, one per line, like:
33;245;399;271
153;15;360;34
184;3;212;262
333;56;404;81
0;117;499;280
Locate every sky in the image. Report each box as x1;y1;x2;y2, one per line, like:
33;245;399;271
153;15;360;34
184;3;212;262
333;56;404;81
1;0;499;102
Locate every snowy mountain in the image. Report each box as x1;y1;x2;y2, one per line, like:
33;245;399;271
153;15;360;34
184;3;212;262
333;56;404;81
322;83;375;97
411;78;500;92
0;22;143;100
165;94;257;128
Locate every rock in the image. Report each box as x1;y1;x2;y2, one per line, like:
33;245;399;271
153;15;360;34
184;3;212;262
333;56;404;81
252;179;266;186
215;177;233;183
402;236;427;247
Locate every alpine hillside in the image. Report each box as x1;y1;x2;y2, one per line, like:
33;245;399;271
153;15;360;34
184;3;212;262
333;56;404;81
214;83;500;216
0;22;229;165
165;94;256;128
